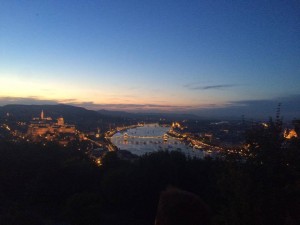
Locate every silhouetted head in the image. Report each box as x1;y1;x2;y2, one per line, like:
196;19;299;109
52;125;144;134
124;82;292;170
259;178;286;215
155;188;211;225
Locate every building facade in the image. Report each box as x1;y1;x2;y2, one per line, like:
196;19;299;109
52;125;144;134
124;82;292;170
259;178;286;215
27;110;76;137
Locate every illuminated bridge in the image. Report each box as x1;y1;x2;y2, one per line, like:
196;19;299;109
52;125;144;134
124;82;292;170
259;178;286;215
112;133;169;141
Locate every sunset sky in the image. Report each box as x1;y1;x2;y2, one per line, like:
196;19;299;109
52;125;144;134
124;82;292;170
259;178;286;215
1;1;299;117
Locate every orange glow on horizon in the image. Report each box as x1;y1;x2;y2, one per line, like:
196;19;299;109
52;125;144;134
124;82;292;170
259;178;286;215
0;73;229;111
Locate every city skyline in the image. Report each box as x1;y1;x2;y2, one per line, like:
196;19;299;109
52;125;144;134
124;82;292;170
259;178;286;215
1;1;299;118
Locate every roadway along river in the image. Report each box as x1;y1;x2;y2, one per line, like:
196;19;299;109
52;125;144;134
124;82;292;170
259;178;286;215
110;123;206;158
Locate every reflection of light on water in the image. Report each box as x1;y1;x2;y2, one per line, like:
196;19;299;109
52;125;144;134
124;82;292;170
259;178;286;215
111;124;204;158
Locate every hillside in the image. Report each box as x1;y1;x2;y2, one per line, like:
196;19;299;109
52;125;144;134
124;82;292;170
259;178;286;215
0;104;126;131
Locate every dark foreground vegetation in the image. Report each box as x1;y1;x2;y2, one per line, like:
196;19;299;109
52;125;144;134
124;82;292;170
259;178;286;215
0;119;299;225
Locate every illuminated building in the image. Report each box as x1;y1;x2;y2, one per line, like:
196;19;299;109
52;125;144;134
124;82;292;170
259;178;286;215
163;133;168;141
57;117;64;126
27;110;76;137
284;129;298;139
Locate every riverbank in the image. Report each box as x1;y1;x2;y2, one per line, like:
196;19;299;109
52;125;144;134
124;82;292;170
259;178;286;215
110;123;204;158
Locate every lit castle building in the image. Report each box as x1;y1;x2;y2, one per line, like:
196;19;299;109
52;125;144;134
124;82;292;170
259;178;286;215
27;110;76;137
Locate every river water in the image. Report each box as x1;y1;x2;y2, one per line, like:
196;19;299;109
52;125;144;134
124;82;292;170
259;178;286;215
111;124;205;158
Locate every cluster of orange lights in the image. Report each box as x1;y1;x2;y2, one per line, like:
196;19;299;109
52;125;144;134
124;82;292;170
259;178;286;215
284;129;298;139
172;122;181;128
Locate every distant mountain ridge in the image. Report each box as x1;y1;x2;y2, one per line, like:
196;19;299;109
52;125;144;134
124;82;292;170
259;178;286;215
0;104;98;121
0;104;200;121
0;104;202;131
0;104;115;131
97;109;135;118
0;104;202;120
97;109;201;120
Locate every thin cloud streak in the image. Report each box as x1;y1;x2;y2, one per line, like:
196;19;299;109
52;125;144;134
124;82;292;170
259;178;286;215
185;83;238;90
201;84;237;90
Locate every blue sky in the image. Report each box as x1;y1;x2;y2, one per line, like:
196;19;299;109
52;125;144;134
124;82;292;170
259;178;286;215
0;0;299;118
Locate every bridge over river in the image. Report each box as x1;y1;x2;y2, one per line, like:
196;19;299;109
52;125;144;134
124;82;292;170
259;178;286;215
111;132;169;141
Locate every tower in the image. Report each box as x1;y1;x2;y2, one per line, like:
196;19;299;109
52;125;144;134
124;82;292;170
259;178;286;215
41;110;44;120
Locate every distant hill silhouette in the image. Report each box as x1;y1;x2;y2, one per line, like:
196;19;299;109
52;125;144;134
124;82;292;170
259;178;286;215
0;104;202;131
97;109;136;118
0;104;123;131
0;104;97;120
97;109;201;120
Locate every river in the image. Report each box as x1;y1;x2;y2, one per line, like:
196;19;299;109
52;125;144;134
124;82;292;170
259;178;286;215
110;123;206;158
